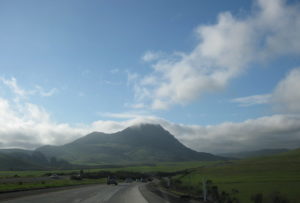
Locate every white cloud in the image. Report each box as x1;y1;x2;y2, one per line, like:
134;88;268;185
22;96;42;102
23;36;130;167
0;77;28;97
273;68;300;113
167;114;300;154
231;94;271;107
126;71;139;85
230;67;300;112
152;99;169;110
142;51;164;62
134;0;300;110
0;97;88;149
35;85;57;97
125;103;146;109
0;77;57;98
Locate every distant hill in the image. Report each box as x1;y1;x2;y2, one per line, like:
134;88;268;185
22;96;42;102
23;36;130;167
37;124;224;165
219;148;290;159
0;149;71;170
0;148;32;155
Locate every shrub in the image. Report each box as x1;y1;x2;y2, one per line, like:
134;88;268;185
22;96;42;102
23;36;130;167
251;192;290;203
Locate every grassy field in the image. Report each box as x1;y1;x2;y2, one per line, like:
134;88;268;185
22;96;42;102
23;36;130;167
0;170;79;178
1;149;299;202
0;178;106;193
0;161;213;193
171;149;300;202
0;161;216;178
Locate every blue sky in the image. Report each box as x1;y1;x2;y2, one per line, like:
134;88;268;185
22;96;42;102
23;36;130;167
1;0;300;153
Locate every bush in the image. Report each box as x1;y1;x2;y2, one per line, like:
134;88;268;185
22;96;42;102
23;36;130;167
251;192;290;203
268;192;290;203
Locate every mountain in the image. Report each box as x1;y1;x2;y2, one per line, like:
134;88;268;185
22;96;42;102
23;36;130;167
37;124;224;165
219;148;290;159
0;149;71;170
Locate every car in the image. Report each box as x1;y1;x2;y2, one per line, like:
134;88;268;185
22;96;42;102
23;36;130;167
124;177;133;183
141;178;147;183
107;176;118;185
50;174;60;179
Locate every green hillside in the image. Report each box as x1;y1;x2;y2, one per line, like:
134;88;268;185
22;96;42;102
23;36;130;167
0;153;38;170
172;148;300;202
37;124;224;165
0;150;71;170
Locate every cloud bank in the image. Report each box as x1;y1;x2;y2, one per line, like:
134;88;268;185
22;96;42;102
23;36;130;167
231;67;300;113
273;68;300;113
1;92;300;154
0;67;296;153
135;0;300;110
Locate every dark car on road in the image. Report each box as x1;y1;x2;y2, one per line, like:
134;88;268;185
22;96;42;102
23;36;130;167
107;176;118;185
124;177;133;183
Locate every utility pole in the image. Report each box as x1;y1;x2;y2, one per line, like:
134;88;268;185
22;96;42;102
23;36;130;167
202;178;207;202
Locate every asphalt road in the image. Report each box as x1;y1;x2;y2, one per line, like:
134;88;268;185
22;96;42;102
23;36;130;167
0;183;173;203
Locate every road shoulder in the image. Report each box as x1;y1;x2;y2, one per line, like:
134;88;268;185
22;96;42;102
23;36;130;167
0;183;101;202
139;182;198;203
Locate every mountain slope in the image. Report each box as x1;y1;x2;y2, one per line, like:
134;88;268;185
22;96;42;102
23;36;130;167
0;149;71;170
0;152;38;170
37;124;224;164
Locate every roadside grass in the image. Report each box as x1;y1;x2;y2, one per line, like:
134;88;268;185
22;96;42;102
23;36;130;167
217;181;300;202
0;170;79;178
171;150;300;202
174;172;300;202
0;178;106;193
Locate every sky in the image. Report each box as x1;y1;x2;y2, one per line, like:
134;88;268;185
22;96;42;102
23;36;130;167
1;0;300;153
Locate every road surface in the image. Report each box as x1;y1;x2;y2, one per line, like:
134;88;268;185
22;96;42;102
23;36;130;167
0;183;181;203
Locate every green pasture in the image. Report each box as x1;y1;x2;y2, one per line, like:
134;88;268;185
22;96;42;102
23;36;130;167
0;178;106;193
88;161;217;173
172;149;300;202
1;149;300;202
0;161;216;178
175;172;300;202
0;170;79;178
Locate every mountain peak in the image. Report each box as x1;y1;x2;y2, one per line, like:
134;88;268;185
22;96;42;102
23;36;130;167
120;123;174;142
126;123;164;131
37;123;223;164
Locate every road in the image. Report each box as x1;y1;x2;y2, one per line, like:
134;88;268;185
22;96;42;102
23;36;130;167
0;183;179;203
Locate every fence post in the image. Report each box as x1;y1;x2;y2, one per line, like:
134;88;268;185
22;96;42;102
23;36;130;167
202;178;207;202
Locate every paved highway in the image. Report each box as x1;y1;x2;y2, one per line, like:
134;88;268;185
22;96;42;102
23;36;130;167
0;183;175;203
